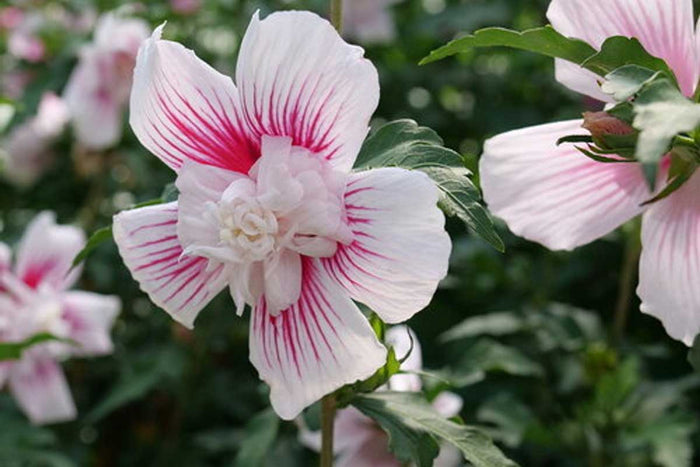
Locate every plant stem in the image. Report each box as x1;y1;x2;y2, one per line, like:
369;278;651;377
320;393;336;467
612;226;642;343
330;0;343;33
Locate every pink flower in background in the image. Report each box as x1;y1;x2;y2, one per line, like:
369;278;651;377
0;212;120;425
170;0;202;15
343;0;402;44
63;13;149;150
480;0;700;344
5;11;45;63
299;326;463;467
113;11;450;420
2;92;69;187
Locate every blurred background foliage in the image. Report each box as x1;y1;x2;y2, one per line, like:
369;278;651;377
1;0;700;466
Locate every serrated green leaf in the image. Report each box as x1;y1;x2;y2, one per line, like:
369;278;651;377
0;333;71;361
633;78;700;188
353;392;517;467
582;37;676;82
234;408;280;467
450;338;543;386
420;25;595;65
356;119;503;251
600;65;661;101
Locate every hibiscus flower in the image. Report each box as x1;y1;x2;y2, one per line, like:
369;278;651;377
0;212;120;424
113;11;451;420
480;0;700;345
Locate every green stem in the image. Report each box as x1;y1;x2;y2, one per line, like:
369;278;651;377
330;0;343;33
612;226;642;343
320;393;336;467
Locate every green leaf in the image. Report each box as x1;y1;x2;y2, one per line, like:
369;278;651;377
687;334;700;372
449;338;543;386
440;311;525;342
420;25;595;65
0;102;14;133
234;408;280;467
71;226;113;269
353;392;517;467
336;347;401;406
0;333;70;361
633;78;700;188
582;37;676;82
600;65;661;101
356;119;504;251
477;393;535;448
85;348;185;423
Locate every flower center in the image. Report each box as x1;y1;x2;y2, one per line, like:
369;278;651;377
217;197;278;262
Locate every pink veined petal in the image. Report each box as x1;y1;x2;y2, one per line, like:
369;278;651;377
64;49;124;150
385;325;422;392
113;202;227;329
15;212;85;291
175;160;244;251
481;120;650;251
637;172;700;346
130;24;257;174
322;168;451;324
547;0;698;98
61;291;121;356
235;11;379;173
554;60;612;103
249;258;387;420
8;358;76;425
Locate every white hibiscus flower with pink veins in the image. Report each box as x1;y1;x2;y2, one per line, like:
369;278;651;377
299;326;463;467
63;12;149;150
480;0;700;345
2;92;70;187
0;212;120;425
113;11;451;420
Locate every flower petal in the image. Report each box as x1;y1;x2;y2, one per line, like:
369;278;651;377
236;11;379;172
15;212;85;291
547;0;698;98
113;202;227;328
8;358;76;425
638;172;700;345
62;291;120;356
249;258;386;420
322;168;450;323
263;249;302;315
130;24;256;173
481;120;650;250
385;325;422;392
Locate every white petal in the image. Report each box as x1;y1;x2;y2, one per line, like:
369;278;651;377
113;202;227;328
638;172;700;345
431;392;463;419
175;160;244;250
15;212;85;291
130;24;256;173
8;358;76;425
263;249;302;315
61;291;120;356
236;11;379;172
322;168;450;323
385;325;422;392
547;0;698;98
0;242;11;271
481;120;650;251
249;258;386;420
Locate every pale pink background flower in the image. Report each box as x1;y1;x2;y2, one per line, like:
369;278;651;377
299;326;463;467
170;0;202;16
0;212;120;425
343;0;402;44
6;11;46;62
63;13;149;150
480;0;700;345
113;11;451;420
2;92;70;187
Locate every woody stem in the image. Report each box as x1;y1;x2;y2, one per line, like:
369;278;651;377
320;393;337;467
